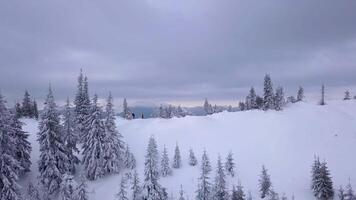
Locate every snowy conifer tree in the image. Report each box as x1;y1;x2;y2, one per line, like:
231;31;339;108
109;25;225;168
246;87;257;110
225;152;235;177
263;74;275;110
103;93;125;174
33;100;39;119
196;150;212;200
231;183;246;200
27;182;41;200
204;98;214;115
59;174;77;200
116;177;129;200
319;84;326;106
124;144;136;169
338;186;345;200
189;148;198;166
75;175;89;200
161;145;172;176
274;86;285;111
22;90;33;117
123;98;133;120
0;93;23;200
344;91;351;100
63;98;79;174
259;165;272;199
213;155;228;200
296;86;304;102
82;94;106;180
311;160;334;200
15;102;22;118
173;143;182;169
131;170;142;200
268;189;279;200
179;185;185;200
142;136;167;200
344;181;353;200
38;86;70;195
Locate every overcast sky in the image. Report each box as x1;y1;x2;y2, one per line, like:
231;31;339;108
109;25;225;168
1;0;356;107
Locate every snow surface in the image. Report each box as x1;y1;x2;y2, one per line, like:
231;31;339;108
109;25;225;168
20;100;356;199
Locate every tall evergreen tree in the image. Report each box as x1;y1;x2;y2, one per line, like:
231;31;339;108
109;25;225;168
319;84;326;106
38;86;70;195
213;156;228;200
173;143;182;169
63;98;79;174
338;186;345;200
259;165;272;199
33;100;39;120
27;182;41;200
311;159;334;200
82;94;106;180
0;93;23;200
196;150;212;200
142;136;167;200
204;98;214;115
116;177;129;200
103;93;125;174
296;86;304;102
225;152;235;177
231;183;246;200
124;144;136;170
75;175;89;200
59;174;77;200
344;91;351;100
131;170;142;200
189;148;198;166
22;90;33;117
161;145;172;177
263;74;275;110
15;102;22;118
274;86;285;111
123;98;133;120
344;181;354;200
245;87;257;110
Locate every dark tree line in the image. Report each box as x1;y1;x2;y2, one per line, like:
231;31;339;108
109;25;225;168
15;90;39;119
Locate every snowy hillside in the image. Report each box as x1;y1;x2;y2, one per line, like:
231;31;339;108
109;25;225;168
21;100;356;200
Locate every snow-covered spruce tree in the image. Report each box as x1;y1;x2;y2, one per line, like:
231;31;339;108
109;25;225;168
259;165;272;199
344;91;351;101
296;86;304;102
63;98;79;174
338;186;345;200
231;183;246;200
196;150;212;200
0;93;23;200
38;86;70;195
59;174;77;200
142;136;168;200
33;100;39;120
245;87;257;110
123;98;133;120
27;182;41;200
179;185;185;200
263;74;275;110
319;84;326;106
173;143;182;169
116;177;129;200
189;148;198;166
161;145;172;177
22;90;33;117
344;181;354;200
82;94;106;180
225;152;235;177
15;102;22;118
131;170;142;200
311;157;321;192
238;101;246;111
204;98;214;115
103;93;125;174
213;155;228;200
124;144;136;169
75;175;89;200
274;86;285;111
311;160;334;200
10;112;31;175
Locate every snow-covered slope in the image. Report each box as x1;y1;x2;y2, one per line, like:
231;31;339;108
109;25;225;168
21;100;356;199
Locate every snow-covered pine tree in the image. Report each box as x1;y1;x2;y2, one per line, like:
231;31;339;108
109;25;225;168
179;185;185;200
59;174;77;200
103;93;125;174
338;186;345;200
0;93;23;200
297;86;304;102
116;177;129;200
22;90;33;117
319;84;326;106
173;143;182;169
124;144;136;170
63;98;79;174
82;94;106;180
27;182;41;200
131;170;142;200
311;157;321;192
10;112;31;175
274;86;285;111
196;150;212;200
142;136;167;200
225;152;235;177
161;145;172;177
263;74;275;110
344;180;354;200
259;165;272;199
75;175;89;200
231;183;246;200
213;155;228;200
33;100;39;120
189;148;198;166
15;102;22;118
311;160;334;200
245;87;258;110
38;86;70;195
123;98;133;120
344;91;351;101
204;98;213;115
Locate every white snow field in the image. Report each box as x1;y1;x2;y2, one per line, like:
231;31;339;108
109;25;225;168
20;100;356;200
